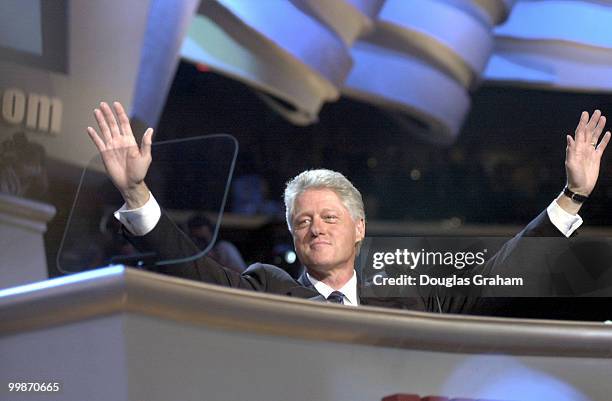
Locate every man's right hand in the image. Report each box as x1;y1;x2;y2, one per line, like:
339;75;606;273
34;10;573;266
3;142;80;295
87;101;154;209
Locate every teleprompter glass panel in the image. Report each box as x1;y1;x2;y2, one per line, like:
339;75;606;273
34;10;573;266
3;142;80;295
57;134;238;273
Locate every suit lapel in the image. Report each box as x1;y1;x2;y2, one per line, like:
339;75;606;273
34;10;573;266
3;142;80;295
297;270;314;289
294;271;328;302
283;271;322;301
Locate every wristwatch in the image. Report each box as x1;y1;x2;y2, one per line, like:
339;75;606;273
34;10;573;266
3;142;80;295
563;186;589;203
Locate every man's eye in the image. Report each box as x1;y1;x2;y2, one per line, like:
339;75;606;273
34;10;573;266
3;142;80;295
296;219;310;228
324;215;338;221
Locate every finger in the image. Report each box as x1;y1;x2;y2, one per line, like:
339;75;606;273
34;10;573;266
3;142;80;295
585;109;602;135
592;115;606;144
93;108;112;143
574;111;589;137
87;126;106;152
597;131;611;154
140;128;154;158
566;135;575;160
113;101;134;137
575;127;586;144
100;101;121;138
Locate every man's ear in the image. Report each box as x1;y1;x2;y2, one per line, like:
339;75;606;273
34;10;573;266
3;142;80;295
355;218;365;243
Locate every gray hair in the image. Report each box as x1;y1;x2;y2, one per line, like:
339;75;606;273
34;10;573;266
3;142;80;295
284;169;365;232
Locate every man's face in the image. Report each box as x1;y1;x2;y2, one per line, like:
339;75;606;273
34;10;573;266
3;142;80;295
291;188;365;275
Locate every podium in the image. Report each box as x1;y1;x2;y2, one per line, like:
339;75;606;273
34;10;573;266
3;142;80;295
1;266;611;401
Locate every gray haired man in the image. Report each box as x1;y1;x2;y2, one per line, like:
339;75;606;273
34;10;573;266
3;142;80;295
87;101;610;312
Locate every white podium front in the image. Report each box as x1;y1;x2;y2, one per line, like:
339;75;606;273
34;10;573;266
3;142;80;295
1;266;611;401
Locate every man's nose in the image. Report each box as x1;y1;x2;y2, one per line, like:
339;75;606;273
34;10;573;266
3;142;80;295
310;217;325;236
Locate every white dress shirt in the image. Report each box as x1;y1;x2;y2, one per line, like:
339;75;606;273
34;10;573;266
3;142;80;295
306;270;359;306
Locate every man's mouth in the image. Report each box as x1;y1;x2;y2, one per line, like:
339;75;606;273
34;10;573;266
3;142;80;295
310;241;331;248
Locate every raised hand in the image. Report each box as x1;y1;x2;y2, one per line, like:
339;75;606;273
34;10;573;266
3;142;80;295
565;110;610;197
87;101;154;209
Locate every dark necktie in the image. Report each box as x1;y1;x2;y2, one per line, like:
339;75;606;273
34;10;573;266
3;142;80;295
327;291;345;304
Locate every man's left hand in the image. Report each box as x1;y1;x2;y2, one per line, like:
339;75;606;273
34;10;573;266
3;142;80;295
565;110;610;197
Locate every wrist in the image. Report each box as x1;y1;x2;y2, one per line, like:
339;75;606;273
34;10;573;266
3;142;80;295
565;185;590;197
556;191;582;216
563;186;589;203
122;182;150;210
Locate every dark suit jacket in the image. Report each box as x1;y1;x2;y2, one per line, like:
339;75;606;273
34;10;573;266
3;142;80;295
125;208;608;318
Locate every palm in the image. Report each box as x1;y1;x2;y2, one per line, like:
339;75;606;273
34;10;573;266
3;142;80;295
565;110;610;195
101;135;148;189
87;102;153;195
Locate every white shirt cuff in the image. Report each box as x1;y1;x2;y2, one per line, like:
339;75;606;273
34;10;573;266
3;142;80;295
546;199;583;238
113;192;161;236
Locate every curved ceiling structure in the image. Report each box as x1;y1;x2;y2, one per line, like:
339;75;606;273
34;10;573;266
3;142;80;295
179;0;612;142
485;0;612;92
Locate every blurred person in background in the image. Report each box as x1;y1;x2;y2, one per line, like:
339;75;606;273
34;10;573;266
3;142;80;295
187;214;246;273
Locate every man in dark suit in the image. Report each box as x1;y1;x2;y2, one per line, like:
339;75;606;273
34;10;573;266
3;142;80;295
87;101;610;315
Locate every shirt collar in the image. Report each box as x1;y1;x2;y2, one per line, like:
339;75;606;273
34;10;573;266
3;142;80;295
306;270;359;306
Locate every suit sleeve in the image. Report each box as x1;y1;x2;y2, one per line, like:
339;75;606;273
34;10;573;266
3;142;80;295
124;210;296;293
435;209;568;315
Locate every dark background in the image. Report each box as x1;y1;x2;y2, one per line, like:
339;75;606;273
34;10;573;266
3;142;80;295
45;61;612;281
156;61;612;225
